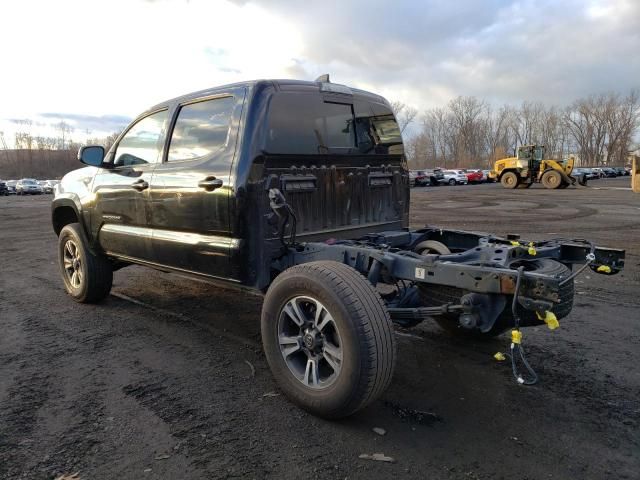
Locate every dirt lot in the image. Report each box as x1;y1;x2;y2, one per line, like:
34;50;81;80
1;178;638;480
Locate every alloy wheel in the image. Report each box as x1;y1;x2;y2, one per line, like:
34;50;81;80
277;296;343;389
63;239;83;289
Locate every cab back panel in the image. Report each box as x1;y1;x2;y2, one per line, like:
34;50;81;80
263;156;408;241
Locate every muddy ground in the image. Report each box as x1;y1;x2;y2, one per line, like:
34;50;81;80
1;178;638;480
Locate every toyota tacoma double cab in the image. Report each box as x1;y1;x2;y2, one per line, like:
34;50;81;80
52;77;625;418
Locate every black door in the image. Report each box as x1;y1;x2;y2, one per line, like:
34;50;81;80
91;109;169;261
148;90;245;279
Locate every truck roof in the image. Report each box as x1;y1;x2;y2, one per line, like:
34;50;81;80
148;79;387;112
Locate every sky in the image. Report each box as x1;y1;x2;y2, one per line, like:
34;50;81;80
1;0;638;146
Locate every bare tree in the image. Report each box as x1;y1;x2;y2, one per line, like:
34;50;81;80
390;100;418;134
55;120;74;150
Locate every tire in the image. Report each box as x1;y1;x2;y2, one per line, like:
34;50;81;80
414;240;451;256
541;170;562;189
448;179;456;186
58;223;113;303
419;259;573;338
501;171;519;189
261;261;396;419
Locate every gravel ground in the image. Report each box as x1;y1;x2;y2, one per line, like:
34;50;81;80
1;178;638;480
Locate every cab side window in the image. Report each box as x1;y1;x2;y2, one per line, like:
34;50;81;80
168;96;235;162
114;110;168;166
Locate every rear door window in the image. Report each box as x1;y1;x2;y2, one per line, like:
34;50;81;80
168;96;235;162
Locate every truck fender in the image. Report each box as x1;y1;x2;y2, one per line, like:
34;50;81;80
51;196;98;256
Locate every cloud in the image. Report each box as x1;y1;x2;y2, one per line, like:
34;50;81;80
233;0;639;109
0;0;637;146
39;113;131;134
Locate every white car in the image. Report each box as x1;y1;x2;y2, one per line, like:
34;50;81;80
440;169;468;185
41;179;60;194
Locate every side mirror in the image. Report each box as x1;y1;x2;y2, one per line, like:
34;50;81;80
78;145;106;167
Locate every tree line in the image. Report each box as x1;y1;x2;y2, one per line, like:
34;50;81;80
2;89;638;179
398;90;640;169
0;126;120;179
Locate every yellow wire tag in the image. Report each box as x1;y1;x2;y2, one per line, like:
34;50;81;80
494;352;506;361
597;265;612;273
511;330;522;344
527;242;537;256
510;241;520;246
536;311;560;330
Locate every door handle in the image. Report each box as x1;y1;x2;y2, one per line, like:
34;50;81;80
131;179;149;191
198;177;224;191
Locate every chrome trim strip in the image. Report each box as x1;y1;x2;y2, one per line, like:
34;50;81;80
100;224;241;250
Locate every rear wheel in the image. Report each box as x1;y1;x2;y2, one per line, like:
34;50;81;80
261;261;396;418
500;171;519;189
541;170;562;189
419;259;573;338
58;223;113;303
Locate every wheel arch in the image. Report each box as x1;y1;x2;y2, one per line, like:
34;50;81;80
52;197;84;235
497;168;520;181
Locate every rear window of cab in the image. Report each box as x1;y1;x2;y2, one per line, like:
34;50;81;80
264;93;403;155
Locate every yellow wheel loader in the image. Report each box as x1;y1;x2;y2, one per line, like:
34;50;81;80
489;145;585;189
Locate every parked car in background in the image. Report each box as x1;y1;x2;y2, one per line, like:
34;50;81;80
601;167;617;178
612;166;627;176
5;180;17;194
463;169;484;184
424;168;445;186
441;169;468;185
41;180;60;194
590;167;604;178
573;168;599;180
410;170;429;187
410;169;445;187
0;181;8;196
482;169;495;182
409;170;427;187
16;178;44;195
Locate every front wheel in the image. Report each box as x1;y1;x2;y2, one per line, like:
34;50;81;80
58;223;113;303
500;171;519;189
448;179;456;186
541;170;562;189
261;261;396;419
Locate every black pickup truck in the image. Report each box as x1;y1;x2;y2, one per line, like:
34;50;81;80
52;78;625;418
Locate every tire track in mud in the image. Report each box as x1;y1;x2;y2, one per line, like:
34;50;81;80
415;198;600;223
